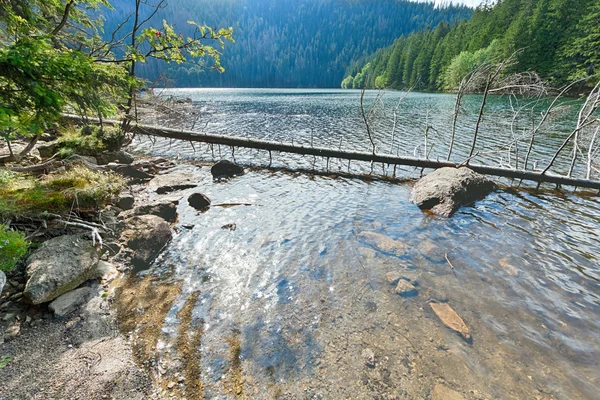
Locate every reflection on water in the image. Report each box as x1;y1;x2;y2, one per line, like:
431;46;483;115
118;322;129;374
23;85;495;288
126;89;600;398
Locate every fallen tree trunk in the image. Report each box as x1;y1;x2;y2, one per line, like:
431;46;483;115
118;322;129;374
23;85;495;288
61;114;600;190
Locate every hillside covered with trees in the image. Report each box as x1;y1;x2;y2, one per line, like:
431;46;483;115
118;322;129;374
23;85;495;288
105;0;472;88
342;0;600;90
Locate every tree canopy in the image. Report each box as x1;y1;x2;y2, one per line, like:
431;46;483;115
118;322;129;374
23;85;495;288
0;0;233;141
104;0;472;88
343;0;599;91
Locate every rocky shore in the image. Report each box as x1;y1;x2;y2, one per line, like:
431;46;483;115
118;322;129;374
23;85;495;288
0;135;245;399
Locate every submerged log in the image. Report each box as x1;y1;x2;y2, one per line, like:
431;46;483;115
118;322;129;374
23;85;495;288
61;114;600;190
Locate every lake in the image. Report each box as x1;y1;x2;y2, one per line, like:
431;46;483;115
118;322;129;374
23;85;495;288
128;88;600;399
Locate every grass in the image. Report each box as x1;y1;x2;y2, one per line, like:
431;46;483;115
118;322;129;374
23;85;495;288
0;166;125;218
0;225;29;272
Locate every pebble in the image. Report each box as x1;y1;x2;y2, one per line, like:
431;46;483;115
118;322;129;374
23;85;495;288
167;381;176;389
361;348;376;367
395;280;418;297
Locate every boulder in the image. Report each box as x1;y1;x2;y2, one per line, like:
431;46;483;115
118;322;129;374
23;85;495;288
107;164;154;182
96;150;134;165
121;215;172;270
48;287;95;317
126;200;178;223
188;193;211;211
0;271;5;295
211;160;244;180
411;167;497;217
24;235;99;304
148;173;197;194
116;193;135;210
37;142;57;159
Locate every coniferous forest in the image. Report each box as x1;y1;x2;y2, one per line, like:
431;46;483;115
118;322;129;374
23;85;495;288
105;0;472;88
343;0;600;91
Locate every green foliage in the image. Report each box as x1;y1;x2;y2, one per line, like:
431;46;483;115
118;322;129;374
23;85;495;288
56;126;125;157
442;40;501;89
0;0;234;139
0;355;12;368
345;0;597;91
0;225;29;272
0;167;125;218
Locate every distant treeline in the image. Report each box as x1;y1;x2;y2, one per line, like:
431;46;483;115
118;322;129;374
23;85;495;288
342;0;600;90
104;0;472;88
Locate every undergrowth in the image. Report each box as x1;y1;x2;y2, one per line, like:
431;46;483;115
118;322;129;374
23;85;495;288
0;225;29;272
0;166;125;217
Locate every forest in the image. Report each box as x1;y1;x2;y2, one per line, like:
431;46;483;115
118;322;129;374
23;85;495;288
342;0;600;91
105;0;472;88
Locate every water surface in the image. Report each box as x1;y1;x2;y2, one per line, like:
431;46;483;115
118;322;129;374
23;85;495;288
128;89;600;399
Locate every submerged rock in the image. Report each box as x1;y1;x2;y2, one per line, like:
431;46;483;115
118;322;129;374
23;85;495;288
432;384;466;400
148;173;197;194
430;302;472;342
385;271;402;284
395;280;418;297
188;193;211;211
121;215;172;270
48;287;95;317
358;232;408;257
211;160;244;180
411;167;497;217
24;235;99;304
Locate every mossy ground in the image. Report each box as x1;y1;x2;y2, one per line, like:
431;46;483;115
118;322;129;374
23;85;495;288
0;166;125;218
55;125;125;158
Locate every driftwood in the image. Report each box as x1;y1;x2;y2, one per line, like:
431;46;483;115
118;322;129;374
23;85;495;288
61;114;600;190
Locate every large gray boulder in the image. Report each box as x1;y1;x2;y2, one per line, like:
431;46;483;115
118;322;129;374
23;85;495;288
411;167;497;217
121;215;172;270
24;235;99;304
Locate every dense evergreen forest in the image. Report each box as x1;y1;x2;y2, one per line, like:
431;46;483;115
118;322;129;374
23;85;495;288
343;0;600;91
104;0;472;88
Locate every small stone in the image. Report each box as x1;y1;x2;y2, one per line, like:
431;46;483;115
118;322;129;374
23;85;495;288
221;223;236;231
2;312;18;322
167;381;176;389
361;348;376;368
5;322;20;339
386;271;402;284
188;193;211;211
93;260;118;281
116;193;135;210
395;280;418;297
